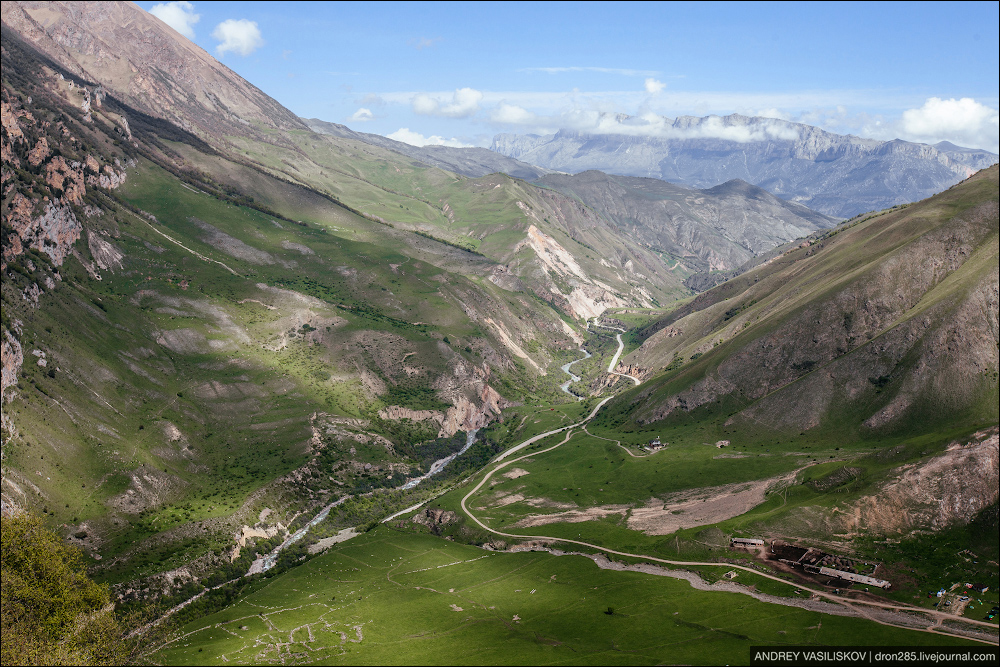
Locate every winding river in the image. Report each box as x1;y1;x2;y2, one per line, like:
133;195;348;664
249;429;480;574
559;348;592;399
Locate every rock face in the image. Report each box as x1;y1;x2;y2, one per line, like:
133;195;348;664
1;329;24;403
843;430;999;533
4;1;307;140
435;359;514;437
491;115;998;218
1;88;126;272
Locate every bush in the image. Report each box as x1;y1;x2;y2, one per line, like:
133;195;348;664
1;513;134;665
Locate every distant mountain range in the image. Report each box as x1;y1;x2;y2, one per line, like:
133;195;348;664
491;115;998;218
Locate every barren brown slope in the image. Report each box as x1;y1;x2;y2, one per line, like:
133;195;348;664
3;1;306;141
599;165;999;438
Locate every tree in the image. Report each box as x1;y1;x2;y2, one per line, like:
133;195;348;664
1;513;133;665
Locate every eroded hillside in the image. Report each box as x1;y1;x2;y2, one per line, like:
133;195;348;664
0;21;591;592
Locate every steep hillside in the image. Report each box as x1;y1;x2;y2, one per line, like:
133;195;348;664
535;171;838;277
0;21;591;587
492;115;998;218
600;165;999;443
4;1;307;143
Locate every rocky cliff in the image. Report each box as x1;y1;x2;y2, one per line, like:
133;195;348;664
1;45;130;401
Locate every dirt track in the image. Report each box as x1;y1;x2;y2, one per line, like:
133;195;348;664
458;409;1000;646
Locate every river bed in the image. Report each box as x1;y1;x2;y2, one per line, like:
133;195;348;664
560;348;591;399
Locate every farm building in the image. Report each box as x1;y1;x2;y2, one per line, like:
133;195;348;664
731;538;765;547
817;567;891;589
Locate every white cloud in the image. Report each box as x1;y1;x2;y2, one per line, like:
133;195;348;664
212;19;264;57
411;88;483;118
386;128;473;148
751;107;791;121
900;97;999;150
349;108;375;122
644;78;665;94
412;93;440;115
376;88;1000;153
149;1;200;39
490;103;537;125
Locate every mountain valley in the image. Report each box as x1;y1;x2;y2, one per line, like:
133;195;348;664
1;2;998;664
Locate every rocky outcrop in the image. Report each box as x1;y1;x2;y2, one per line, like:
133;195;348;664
613;362;646;379
2;85;126;272
439;385;510;436
4;197;82;268
411;508;457;527
839;429;999;533
434;358;514;437
377;406;444;425
87;230;123;272
1;328;24;402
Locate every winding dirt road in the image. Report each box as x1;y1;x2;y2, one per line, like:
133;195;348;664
458;372;999;645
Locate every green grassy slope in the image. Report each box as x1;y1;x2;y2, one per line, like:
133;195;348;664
154;527;976;666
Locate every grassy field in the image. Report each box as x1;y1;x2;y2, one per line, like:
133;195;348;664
154;527;977;666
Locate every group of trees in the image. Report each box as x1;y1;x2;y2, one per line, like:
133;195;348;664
1;513;148;665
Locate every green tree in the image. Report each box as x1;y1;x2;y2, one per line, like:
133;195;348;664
1;513;132;665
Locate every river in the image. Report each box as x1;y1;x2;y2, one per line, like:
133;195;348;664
249;428;481;573
559;347;591;399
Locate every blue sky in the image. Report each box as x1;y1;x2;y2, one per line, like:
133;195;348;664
138;1;1000;152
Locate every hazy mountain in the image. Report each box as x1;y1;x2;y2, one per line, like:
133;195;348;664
492;115;998;218
304;117;553;181
535;171;838;279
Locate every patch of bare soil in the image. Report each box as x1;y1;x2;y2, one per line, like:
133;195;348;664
512;504;630;528
155;328;210;355
189;217;280;266
494;492;525;507
839;429;999;533
107;464;189;514
307;527;359;554
627;468;803;535
503;468;530;479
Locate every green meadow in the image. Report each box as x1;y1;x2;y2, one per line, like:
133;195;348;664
155;527;976;666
